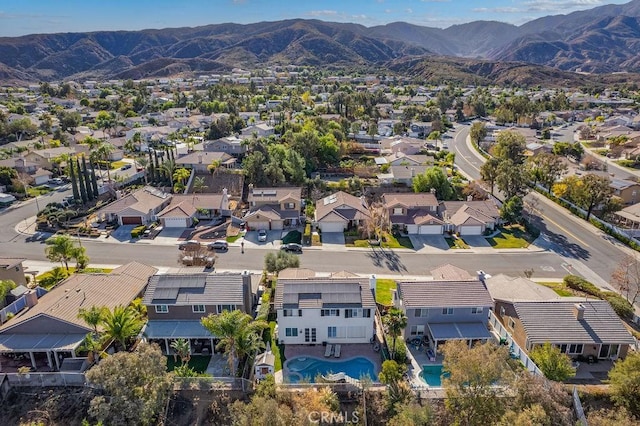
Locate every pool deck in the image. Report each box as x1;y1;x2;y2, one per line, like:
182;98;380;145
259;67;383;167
406;342;446;393
282;343;382;383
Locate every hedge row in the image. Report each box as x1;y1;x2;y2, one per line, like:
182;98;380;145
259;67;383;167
563;275;634;319
130;225;147;238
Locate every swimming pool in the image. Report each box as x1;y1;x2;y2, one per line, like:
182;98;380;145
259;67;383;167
420;364;449;387
285;356;377;383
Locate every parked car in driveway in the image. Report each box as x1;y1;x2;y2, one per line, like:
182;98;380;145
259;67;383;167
280;243;302;253
257;229;267;242
178;240;201;251
208;240;229;251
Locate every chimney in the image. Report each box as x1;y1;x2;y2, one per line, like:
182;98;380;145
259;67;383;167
573;303;586;320
24;289;38;308
411;167;415;177
369;274;377;298
391;289;400;308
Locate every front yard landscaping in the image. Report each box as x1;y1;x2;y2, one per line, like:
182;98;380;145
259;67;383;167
166;355;211;373
375;279;397;306
110;160;130;170
36;267;113;290
445;236;470;249
346;232;413;249
27;186;52;197
536;281;574;297
486;225;536;249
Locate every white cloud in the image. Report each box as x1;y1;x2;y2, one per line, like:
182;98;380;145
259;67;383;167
308;10;339;17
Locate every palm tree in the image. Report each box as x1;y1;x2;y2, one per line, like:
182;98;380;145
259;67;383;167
383;308;408;361
170;338;191;366
201;310;267;375
207;159;222;176
44;235;77;271
77;306;106;335
192;176;208;194
236;328;265;370
360;202;390;242
173;168;191;186
159;158;176;186
100;305;143;351
78;333;105;364
95;142;115;182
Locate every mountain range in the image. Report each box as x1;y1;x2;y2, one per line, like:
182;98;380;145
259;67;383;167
2;0;640;84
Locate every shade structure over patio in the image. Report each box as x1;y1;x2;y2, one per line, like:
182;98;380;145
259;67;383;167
0;333;86;370
427;322;492;352
142;320;217;355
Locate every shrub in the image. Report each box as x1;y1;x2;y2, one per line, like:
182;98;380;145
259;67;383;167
563;275;602;297
130;225;146;238
393;339;407;364
602;292;634;319
303;223;311;245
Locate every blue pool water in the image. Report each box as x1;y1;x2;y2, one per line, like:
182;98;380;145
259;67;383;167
285;356;377;383
420;364;449;387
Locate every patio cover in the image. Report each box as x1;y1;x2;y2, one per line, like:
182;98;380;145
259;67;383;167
428;322;492;341
0;333;85;352
143;320;214;339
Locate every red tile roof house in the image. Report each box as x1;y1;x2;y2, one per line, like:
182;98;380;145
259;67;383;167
0;262;157;372
97;186;172;226
382;192;444;235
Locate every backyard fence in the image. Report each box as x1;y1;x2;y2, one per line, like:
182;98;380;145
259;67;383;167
488;311;543;376
573;386;588;426
4;372;89;387
173;376;253;393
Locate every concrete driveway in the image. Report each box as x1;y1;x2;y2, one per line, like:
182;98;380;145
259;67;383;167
463;235;491;248
243;230;281;248
109;225;135;242
321;232;346;251
409;235;449;252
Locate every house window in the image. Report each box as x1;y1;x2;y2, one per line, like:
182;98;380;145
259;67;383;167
558;344;568;353
286;202;295;209
414;308;428;317
283;309;300;317
155;305;168;314
393;207;403;215
471;307;483;314
321;309;340;317
569;344;583;354
508;318;516;330
328;327;337;338
363;309;371;318
192;305;205;313
285;328;298;337
217;304;234;313
442;308;454;315
410;325;425;336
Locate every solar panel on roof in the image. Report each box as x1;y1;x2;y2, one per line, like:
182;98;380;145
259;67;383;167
153;288;179;300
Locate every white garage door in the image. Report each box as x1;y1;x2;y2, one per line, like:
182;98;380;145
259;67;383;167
460;225;483;235
406;225;419;234
163;217;188;228
419;225;443;235
248;221;270;231
320;221;346;233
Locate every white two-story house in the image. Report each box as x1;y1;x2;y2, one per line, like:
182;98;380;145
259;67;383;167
275;274;377;345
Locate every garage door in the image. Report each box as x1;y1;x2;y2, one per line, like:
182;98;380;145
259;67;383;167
163;217;188;228
320;221;345;233
419;225;442;235
460;225;482;235
121;216;143;225
248;221;269;231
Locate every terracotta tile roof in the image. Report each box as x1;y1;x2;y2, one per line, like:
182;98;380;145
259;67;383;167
383;192;439;209
157;200;197;218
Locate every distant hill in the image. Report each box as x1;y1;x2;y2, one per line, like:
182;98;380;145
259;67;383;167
2;1;640;82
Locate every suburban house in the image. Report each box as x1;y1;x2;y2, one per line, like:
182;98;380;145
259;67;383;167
380;136;425;156
0;258;27;287
493;300;635;360
439;200;501;235
244;186;303;231
0;158;38;174
395;277;494;352
378;165;431;187
241;123;275;138
175;151;236;173
204;136;247;156
32;168;53;186
142;272;254;356
157;201;198;228
383;192;443;234
24;146;87;170
382;152;434;167
314;191;370;233
614;202;640;234
485;274;568;302
408;122;432;139
0;262;157;371
97;186;172;225
274;273;376;345
610;178;640;205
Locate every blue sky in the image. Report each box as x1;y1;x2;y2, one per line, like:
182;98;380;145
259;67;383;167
0;0;630;37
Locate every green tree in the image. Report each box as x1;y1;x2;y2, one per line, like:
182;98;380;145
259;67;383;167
85;342;172;426
67;160;80;201
81;155;94;201
242;151;267;185
379;360;413;414
529;342;576;381
264;251;300;273
480;157;500;196
608;351;640;416
577;174;613;220
192;176;208;193
526;152;567;192
412;166;454;200
201;309;267;375
383;308;408;361
44;234;78;271
442;340;514;426
284;149;307;185
500;196;524;223
77;305;106;336
76;158;88;203
0;280;16;301
493;130;526;164
173;167;191;186
470;122;487;145
95;142;115;183
388;401;434;426
496;159;528;199
100;305;143;351
170;338;191;366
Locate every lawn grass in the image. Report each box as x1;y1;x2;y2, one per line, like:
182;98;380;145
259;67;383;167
110;160;129;170
486;225;535;249
226;234;242;243
537;281;574;297
264;321;285;371
27;186;52;197
376;279;397;306
444;237;470;249
166;355;211;373
36;267;113;290
348;232;413;249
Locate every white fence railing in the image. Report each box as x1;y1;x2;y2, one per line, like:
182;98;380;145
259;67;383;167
4;372;89;387
488;311;543;376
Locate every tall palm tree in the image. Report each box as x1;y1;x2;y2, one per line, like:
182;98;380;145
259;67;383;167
44;235;77;271
100;305;143;351
192;176;208;194
77;305;106;336
201;310;267;375
170;338;191;366
383;308;408;361
207;159;222;176
173;168;191;186
95;142;115;183
159;158;176;186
